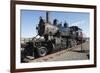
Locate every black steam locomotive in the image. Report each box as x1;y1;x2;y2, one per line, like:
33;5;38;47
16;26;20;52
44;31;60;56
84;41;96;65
21;12;85;61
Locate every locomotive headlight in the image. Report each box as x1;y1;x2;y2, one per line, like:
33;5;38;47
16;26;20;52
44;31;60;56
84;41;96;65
37;23;45;36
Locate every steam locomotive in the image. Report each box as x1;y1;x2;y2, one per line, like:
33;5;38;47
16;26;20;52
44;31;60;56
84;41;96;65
21;12;85;61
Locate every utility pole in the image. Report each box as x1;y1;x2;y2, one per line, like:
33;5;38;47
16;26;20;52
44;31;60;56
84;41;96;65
80;31;83;52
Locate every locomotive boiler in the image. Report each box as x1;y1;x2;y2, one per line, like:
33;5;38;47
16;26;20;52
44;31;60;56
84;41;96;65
21;12;84;60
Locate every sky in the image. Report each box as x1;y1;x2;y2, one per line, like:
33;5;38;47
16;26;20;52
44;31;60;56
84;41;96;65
20;10;90;38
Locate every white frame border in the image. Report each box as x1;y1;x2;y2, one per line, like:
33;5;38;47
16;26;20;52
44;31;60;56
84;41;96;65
16;4;94;69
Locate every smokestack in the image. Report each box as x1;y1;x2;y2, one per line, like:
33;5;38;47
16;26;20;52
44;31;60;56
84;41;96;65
46;11;49;23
